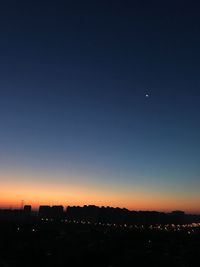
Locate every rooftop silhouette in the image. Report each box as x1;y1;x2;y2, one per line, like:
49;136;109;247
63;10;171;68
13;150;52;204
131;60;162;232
0;204;200;226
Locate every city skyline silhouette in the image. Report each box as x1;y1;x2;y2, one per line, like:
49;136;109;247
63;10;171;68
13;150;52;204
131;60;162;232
0;0;200;214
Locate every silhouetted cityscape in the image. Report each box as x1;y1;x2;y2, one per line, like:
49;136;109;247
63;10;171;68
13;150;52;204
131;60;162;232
1;0;200;266
0;205;200;266
1;205;200;225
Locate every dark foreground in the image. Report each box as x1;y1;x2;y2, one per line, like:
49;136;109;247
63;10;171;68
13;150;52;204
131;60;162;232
0;220;200;267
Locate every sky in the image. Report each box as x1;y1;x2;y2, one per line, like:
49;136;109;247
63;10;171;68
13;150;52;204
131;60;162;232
0;0;200;213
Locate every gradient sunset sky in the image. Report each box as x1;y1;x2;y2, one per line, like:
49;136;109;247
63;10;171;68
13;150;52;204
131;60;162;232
0;0;200;213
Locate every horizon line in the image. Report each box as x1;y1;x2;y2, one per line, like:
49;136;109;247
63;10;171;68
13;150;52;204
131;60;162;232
1;204;200;215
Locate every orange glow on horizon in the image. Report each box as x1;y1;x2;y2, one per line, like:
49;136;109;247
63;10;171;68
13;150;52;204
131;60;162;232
0;171;199;214
0;181;200;214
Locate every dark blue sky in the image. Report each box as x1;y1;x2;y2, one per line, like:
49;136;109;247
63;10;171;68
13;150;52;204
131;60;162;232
0;0;200;211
